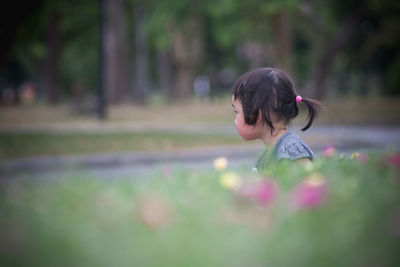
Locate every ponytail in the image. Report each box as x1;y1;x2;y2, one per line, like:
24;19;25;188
299;98;321;131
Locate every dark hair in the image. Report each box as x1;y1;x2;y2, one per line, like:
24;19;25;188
232;67;320;131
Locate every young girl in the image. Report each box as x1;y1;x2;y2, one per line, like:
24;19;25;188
231;67;320;171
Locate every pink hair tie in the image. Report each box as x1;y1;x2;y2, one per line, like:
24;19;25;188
296;95;302;103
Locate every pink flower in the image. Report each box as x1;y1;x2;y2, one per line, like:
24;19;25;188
236;179;278;206
254;180;278;206
356;154;368;163
291;174;328;209
162;166;172;177
375;152;400;170
236;182;257;198
322;145;336;157
388;153;400;168
138;193;172;229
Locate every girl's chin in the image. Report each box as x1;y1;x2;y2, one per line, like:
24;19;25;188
239;134;258;141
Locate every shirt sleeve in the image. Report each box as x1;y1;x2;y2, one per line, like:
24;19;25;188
276;142;314;161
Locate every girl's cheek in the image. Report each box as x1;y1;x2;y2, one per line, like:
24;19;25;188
234;116;242;130
236;120;259;141
234;114;240;127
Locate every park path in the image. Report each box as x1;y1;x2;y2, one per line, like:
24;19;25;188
1;124;400;179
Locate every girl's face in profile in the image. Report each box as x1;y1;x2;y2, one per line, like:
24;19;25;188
232;95;261;141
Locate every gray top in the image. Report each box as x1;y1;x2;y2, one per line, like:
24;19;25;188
255;130;315;171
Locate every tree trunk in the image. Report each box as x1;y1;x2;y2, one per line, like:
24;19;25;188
304;7;365;100
272;11;292;72
98;0;107;119
43;7;61;104
157;49;173;99
306;56;332;100
104;0;129;104
134;2;150;104
171;15;204;99
175;65;195;98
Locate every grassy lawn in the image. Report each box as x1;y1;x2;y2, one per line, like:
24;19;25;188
1;96;400;125
1;96;399;160
0;132;242;160
1;152;399;266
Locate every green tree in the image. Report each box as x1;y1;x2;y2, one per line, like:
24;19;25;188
147;0;207;99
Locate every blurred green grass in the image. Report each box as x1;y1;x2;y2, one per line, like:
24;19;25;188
1;96;400;125
1;96;399;159
0;132;242;160
1;153;399;266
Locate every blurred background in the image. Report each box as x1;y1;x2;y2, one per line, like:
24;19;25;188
1;2;400;265
1;0;400;176
1;0;400;105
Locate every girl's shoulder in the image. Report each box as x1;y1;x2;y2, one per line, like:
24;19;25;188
273;130;315;161
255;130;315;172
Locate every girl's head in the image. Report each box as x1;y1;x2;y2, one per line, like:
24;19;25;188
232;67;320;140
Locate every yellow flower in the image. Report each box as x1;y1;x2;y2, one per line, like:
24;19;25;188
214;157;228;171
304;173;325;187
351;152;360;159
220;172;241;190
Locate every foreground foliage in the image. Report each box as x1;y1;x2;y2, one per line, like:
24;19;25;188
1;152;399;266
